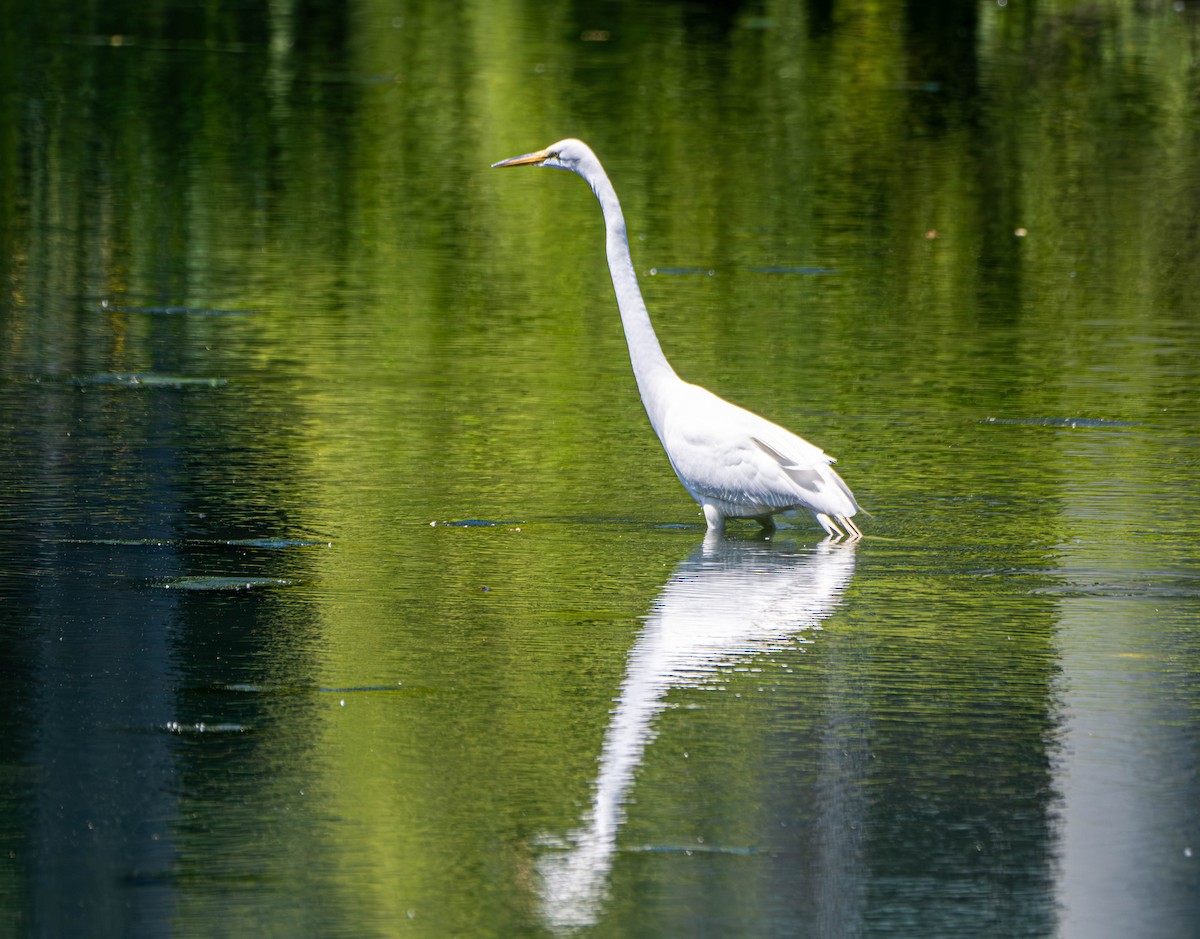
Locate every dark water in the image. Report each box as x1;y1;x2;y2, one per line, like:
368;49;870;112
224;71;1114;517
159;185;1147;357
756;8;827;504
2;2;1199;937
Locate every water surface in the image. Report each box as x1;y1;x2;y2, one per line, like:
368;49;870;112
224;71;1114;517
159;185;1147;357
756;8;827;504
1;2;1198;937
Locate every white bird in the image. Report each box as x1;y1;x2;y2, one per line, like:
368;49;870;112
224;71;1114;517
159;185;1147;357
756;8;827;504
493;139;862;539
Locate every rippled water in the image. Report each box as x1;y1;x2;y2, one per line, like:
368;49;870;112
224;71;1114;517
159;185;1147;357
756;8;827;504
2;2;1199;937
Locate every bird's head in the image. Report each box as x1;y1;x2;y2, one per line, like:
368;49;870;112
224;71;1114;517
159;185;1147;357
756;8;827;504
491;138;597;176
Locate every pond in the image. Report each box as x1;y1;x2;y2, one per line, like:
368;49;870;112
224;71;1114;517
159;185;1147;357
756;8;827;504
1;2;1198;936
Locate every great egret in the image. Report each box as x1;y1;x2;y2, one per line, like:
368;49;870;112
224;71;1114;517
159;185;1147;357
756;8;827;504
493;139;862;539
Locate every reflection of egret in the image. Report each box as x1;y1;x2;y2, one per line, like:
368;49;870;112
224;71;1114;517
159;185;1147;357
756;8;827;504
493;140;862;538
537;535;858;933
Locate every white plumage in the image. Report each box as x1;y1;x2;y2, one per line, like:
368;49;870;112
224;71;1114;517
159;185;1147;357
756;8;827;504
493;138;862;539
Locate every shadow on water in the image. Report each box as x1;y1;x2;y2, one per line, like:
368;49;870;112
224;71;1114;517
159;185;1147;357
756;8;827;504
536;533;857;933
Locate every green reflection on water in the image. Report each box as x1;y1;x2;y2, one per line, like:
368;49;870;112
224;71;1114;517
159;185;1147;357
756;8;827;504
2;1;1199;936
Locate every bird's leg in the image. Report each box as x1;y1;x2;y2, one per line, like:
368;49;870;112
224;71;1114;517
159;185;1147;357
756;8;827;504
702;503;726;532
815;513;844;539
754;514;777;533
838;516;863;540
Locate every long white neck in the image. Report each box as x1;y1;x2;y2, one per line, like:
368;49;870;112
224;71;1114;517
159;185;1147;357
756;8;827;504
579;159;679;428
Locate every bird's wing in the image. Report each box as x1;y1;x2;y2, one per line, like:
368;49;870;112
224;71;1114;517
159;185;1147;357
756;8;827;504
657;384;843;511
747;417;860;513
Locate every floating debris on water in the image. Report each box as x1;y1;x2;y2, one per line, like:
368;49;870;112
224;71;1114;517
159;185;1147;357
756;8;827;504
430;518;519;528
100;301;257;316
162;721;248;735
219;537;333;549
749;265;839;275
157;576;291;591
71;373;228;389
54;537;174;547
648;267;716;276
